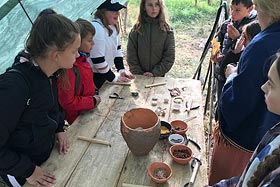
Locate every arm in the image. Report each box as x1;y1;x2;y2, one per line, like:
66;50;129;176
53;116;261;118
127;29;144;75
220;42;269;131
57;68;95;112
0;73;35;178
151;30;175;76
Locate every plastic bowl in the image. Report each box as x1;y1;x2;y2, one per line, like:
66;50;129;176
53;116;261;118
147;162;172;184
168;134;185;145
159;121;172;140
170;120;188;135
169;144;192;164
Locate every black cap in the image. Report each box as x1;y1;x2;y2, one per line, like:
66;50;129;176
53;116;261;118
97;0;126;11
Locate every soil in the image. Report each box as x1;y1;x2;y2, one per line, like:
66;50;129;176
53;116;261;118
153;167;169;179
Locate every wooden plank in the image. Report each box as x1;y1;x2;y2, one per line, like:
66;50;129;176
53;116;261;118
65;110;129;187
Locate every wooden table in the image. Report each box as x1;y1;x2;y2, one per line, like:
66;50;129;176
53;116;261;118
24;75;207;187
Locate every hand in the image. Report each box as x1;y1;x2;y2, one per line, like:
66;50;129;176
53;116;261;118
56;132;69;154
93;95;101;106
143;72;154;77
120;70;135;79
210;53;224;63
225;64;238;78
227;23;240;40
26;166;56;187
233;33;245;54
117;75;131;82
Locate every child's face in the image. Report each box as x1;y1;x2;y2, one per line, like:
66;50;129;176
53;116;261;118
261;59;280;115
56;34;81;69
104;10;119;25
144;0;160;18
79;33;94;53
230;3;252;22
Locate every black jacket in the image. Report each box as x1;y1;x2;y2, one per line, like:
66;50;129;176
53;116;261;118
217;10;257;55
0;52;64;182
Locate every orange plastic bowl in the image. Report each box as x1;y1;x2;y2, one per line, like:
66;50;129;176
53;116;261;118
170;120;188;135
169;144;192;164
147;162;172;184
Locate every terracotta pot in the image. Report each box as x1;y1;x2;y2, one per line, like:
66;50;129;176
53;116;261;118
170;120;188;135
169;144;192;164
147;162;172;184
121;108;160;156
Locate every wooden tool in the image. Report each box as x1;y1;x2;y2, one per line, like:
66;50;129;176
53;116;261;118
190;155;201;184
107;81;132;86
184;116;197;122
145;82;166;88
122;183;155;187
77;136;111;147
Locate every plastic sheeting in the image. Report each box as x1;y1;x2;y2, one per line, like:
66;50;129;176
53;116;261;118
0;0;127;73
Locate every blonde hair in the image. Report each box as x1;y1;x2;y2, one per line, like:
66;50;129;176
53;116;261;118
254;0;280;22
94;9;120;36
134;0;171;33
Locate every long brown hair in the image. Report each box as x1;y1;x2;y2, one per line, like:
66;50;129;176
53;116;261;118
134;0;171;34
26;8;80;83
94;9;120;36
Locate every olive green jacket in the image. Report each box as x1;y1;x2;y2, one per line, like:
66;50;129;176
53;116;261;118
127;18;175;76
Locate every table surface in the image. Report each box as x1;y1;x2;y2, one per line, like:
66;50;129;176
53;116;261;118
24;75;207;187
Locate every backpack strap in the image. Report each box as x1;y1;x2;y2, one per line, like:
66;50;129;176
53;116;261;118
6;68;31;106
72;66;80;95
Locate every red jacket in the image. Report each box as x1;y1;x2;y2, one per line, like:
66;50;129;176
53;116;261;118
57;55;96;124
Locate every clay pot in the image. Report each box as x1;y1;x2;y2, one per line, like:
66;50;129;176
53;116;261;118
170;120;188;135
121;108;160;156
169;144;192;164
147;162;172;184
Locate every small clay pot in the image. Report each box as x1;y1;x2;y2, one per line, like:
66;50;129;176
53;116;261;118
169;144;192;164
170;120;188;135
121;108;160;156
147;162;172;184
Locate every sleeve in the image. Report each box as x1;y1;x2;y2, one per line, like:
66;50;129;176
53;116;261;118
127;29;144;75
220;42;269;131
217;22;228;51
205;176;240;187
151;30;175;76
57;68;95;112
114;34;125;71
0;73;36;178
219;50;241;78
90;23;116;82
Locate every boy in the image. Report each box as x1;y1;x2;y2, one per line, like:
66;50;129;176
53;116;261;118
57;18;101;125
214;0;257;100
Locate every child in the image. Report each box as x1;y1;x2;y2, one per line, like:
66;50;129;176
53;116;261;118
0;8;80;186
214;0;257;100
216;20;261;96
89;0;135;89
127;0;175;77
57;18;101;125
209;0;280;184
206;51;280;187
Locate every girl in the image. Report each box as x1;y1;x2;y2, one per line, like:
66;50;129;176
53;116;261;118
0;8;80;187
89;0;134;89
127;0;175;77
206;51;280;187
58;18;101;125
